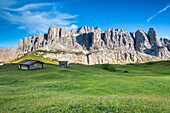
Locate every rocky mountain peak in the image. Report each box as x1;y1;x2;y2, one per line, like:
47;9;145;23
0;26;169;64
60;27;68;38
78;26;95;34
94;27;102;32
121;29;126;33
135;30;151;52
148;28;162;47
70;28;77;34
49;25;58;29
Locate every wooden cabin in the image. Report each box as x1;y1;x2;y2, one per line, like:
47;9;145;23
59;61;68;67
18;60;44;70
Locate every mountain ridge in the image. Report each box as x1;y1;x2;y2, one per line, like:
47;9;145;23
0;25;170;64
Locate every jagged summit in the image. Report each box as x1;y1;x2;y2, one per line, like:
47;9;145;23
48;25;125;34
0;25;169;64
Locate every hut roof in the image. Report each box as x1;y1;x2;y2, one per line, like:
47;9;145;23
59;61;67;63
18;60;44;65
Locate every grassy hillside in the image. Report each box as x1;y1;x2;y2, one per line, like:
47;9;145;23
10;50;59;64
0;61;170;112
10;50;85;64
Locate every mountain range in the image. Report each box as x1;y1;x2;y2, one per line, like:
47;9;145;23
0;25;169;64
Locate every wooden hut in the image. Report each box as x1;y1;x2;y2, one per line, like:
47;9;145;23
18;60;44;70
59;61;68;67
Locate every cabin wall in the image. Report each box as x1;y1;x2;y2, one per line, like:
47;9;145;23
59;61;67;67
20;65;28;70
29;62;43;69
59;63;67;67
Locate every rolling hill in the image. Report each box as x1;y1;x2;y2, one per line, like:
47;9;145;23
0;61;169;112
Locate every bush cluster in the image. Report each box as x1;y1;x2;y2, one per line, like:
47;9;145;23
52;59;59;62
127;63;135;65
146;62;154;65
101;64;116;72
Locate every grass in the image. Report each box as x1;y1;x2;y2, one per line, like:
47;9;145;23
10;50;59;64
101;64;116;72
0;61;170;112
10;50;85;64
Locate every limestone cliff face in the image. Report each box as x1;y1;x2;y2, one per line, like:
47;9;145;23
0;46;23;62
0;26;169;64
135;30;151;53
160;38;170;51
18;33;48;53
148;28;162;47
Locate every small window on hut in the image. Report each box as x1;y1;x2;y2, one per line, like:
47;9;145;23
34;64;37;67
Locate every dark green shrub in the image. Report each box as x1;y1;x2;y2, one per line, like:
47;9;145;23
101;64;110;69
101;64;116;72
127;63;135;65
107;65;116;72
146;62;154;65
52;59;59;62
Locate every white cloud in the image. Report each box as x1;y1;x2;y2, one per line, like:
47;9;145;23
0;2;78;34
147;3;170;23
2;3;55;11
65;24;78;30
18;26;26;29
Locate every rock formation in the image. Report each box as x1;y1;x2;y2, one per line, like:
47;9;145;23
148;28;162;47
135;30;151;53
0;26;169;64
0;47;23;62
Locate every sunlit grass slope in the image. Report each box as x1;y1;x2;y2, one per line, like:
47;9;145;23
10;50;84;64
0;61;170;112
10;50;59;64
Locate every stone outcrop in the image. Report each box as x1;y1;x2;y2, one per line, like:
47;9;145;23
43;52;87;64
161;38;170;51
148;28;162;47
133;28;169;59
0;26;169;64
0;46;23;62
135;30;151;52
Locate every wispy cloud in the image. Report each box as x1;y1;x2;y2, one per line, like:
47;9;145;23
2;3;55;11
0;1;78;34
66;24;78;30
147;3;170;23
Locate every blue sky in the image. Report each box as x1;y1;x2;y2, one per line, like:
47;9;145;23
0;0;170;47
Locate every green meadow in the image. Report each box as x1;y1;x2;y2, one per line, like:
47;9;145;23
0;60;170;112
